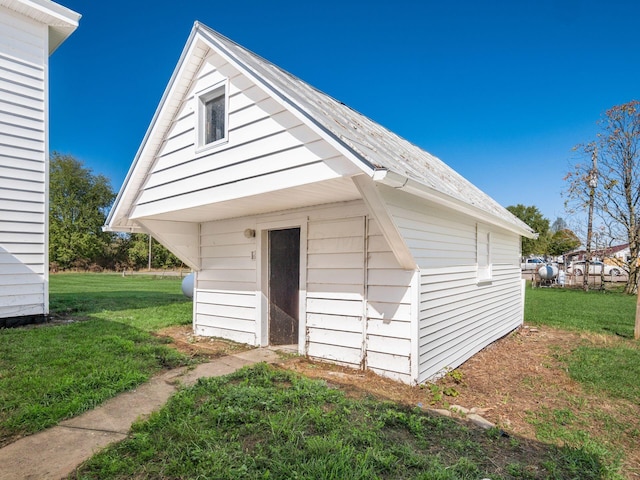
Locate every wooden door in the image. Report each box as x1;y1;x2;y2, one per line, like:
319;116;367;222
269;228;300;345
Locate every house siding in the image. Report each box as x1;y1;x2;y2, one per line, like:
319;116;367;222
0;7;47;319
379;184;522;383
195;217;258;345
131;50;343;220
306;215;366;367
193;200;414;382
365;218;413;383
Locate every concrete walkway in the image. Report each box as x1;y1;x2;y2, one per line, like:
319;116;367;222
0;348;281;480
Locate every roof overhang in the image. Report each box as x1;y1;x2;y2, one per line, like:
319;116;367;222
0;0;80;53
372;169;537;239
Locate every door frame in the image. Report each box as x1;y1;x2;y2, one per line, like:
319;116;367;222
256;216;307;353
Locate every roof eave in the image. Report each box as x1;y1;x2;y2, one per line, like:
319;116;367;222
105;23;204;232
0;0;81;53
373;169;537;239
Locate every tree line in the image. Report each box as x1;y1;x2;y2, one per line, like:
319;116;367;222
505;205;580;258
49;153;184;272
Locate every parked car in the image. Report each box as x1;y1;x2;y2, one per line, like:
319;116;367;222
521;258;545;270
567;260;622;276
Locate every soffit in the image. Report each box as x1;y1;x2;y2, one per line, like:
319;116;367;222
130;176;361;225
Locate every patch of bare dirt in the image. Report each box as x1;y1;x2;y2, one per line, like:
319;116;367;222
160;324;640;478
155;325;253;359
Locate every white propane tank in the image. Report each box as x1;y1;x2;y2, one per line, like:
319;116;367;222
537;264;558;280
181;272;194;299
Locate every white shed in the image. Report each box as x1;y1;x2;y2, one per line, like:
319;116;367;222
106;23;535;384
0;0;79;326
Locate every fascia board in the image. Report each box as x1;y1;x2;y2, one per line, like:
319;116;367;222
0;0;81;52
105;24;204;232
196;25;374;177
374;170;537;239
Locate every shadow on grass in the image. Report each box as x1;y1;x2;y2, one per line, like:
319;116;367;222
50;291;189;316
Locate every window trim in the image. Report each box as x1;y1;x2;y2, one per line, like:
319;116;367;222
196;80;229;152
476;223;493;284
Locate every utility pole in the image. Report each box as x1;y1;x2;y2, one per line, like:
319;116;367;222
584;148;598;292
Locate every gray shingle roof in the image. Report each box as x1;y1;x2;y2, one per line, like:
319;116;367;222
198;23;533;236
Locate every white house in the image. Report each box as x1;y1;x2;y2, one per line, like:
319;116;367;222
0;0;80;326
106;23;535;384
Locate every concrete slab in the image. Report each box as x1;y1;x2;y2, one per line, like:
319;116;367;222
180;353;254;386
0;426;126;480
235;348;282;363
61;374;179;432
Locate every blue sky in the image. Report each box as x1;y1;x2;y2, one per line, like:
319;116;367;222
49;0;640;224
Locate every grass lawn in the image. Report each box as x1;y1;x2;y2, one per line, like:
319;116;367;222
2;274;639;478
50;272;193;331
525;286;637;338
0;273;193;446
525;286;640;403
71;363;614;480
524;285;640;478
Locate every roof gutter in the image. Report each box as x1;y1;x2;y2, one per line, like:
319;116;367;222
372;169;537;239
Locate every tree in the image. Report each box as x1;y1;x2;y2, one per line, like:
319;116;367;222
49;153;116;270
565;100;640;295
548;229;581;257
506;204;550;256
126;234;184;270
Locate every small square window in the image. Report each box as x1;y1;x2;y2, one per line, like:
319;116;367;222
197;82;227;149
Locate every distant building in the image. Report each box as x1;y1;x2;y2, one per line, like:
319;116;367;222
568;243;630;264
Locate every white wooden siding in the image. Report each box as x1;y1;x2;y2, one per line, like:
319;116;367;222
130;51;344;220
306;216;365;367
378;185;522;383
418;265;521;381
0;7;47;319
303;209;413;383
191;200;415;383
365;218;413;383
195;217;258;344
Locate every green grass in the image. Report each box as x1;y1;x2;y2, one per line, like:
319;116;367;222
526;286;640;404
566;344;640;403
525;286;637;338
0;273;193;446
3;274;638;478
50;273;193;331
72;363;611;480
524;286;639;478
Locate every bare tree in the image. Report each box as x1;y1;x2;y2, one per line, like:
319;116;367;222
565;100;640;297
